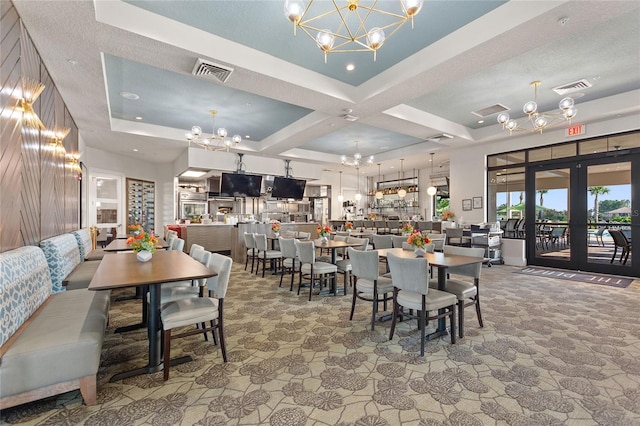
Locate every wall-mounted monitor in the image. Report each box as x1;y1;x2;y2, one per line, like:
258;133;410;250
220;173;262;198
271;176;306;200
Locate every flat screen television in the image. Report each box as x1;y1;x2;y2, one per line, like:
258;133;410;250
219;173;262;198
271;176;306;200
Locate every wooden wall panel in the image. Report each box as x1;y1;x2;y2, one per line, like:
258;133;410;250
0;5;79;252
0;4;23;251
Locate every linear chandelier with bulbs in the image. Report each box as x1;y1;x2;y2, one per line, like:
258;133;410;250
186;110;242;151
497;81;578;135
284;0;424;62
341;140;374;168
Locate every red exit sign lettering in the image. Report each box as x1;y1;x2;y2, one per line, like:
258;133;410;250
566;124;585;137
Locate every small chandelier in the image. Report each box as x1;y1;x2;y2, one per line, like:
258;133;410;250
375;163;383;199
284;0;424;63
337;170;344;202
497;81;578;135
186;110;241;151
354;166;362;201
341;140;374;168
426;153;437;196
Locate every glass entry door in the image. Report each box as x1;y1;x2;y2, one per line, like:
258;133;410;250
527;154;638;276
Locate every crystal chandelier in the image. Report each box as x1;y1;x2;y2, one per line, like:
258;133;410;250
284;0;424;63
341;140;374;168
186;110;242;151
497;81;578;135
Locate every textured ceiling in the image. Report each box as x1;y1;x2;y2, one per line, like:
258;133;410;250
13;0;640;177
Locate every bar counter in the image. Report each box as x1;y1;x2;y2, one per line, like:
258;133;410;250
180;223;234;253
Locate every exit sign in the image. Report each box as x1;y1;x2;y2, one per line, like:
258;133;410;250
566;124;586;137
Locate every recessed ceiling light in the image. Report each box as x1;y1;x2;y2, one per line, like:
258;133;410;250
245;135;251;139
477;120;484;124
67;59;78;65
120;91;139;100
346;63;355;71
390;166;395;169
133;148;139;152
135;116;143;120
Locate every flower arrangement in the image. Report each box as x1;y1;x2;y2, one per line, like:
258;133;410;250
126;224;158;253
317;225;332;238
271;221;281;234
406;231;431;249
344;222;354;231
441;210;455;221
401;223;414;235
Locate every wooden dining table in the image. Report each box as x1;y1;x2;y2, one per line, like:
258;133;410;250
314;238;363;264
376;248;484;340
104;237;169;252
88;250;216;381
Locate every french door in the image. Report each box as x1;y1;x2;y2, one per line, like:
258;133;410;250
526;153;639;277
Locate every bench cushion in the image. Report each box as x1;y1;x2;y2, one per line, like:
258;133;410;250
65;260;101;290
0;289;110;399
40;234;82;293
0;247;52;347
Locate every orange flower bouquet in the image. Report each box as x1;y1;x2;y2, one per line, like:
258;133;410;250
317;225;332;238
407;231;431;255
401;223;414;235
344;222;354;231
271;221;281;234
441;210;455;221
126;224;158;253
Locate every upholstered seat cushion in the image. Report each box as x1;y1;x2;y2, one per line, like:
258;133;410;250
396;288;456;312
442;279;477;300
258;250;282;259
85;249;106;261
283;258;297;268
161;297;218;330
0;289;110;398
335;258;351;272
64;260;101;290
301;261;337;274
317;255;343;263
354;276;394;294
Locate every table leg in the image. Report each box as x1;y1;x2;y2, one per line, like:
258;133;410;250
422;266;448;341
110;284;192;382
114;285;148;333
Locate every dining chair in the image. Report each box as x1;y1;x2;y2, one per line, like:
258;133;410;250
386;253;457;356
317;235;347;263
278;237;299;291
296;231;311;240
386;220;401;235
442;245;484;338
391;235;408;248
155;248;212;306
254;233;282;277
243;232;257;273
295;240;337;301
608;229;631;265
444;228;468;246
335;237;369;293
427;233;445;252
170;237;185;252
160;253;232;380
347;248;393;331
374;220;389;234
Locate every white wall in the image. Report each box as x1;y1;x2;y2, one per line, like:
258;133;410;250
84;146;176;231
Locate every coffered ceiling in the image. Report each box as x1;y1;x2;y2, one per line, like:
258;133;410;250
13;0;640;177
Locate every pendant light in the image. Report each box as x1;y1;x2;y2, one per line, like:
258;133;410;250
337;171;344;202
426;153;437;196
354;167;362;201
375;163;383;199
397;158;407;198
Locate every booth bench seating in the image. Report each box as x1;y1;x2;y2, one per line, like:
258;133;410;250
0;245;110;409
40;233;102;292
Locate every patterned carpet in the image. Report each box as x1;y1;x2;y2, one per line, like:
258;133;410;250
2;262;640;425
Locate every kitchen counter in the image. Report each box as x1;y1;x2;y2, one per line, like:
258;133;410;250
182;223;234;253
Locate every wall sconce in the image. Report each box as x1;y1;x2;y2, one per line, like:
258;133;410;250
49;125;70;154
19;76;45;129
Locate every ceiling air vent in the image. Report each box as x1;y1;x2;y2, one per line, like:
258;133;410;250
342;114;359;122
552;79;592;95
471;104;509;118
192;58;234;83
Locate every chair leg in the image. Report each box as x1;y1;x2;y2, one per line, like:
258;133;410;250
450;304;457;345
279;264;285;287
350;280;358;321
211;320;219;345
262;256;266;278
458;300;465;338
202;322;209;341
389;288;399;340
371;287;378;331
218;304;228;362
611;246;618;263
475;296;484;328
419;310;426;357
297;270;303;295
163;329;171;381
289;261;296;292
308;267;314;301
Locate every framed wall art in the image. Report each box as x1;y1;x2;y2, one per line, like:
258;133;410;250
462;199;472;211
473;196;483;209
